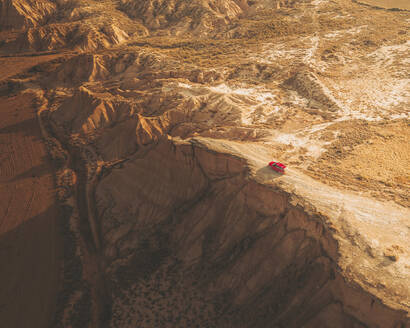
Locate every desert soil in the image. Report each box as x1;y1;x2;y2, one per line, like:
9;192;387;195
0;91;62;327
357;0;410;10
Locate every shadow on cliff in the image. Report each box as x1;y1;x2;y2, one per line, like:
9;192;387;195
255;165;282;181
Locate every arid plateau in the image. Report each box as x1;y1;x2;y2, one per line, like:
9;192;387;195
0;0;409;327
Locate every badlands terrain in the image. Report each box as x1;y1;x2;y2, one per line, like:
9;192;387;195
0;0;409;327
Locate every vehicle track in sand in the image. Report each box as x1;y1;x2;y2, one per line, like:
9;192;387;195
0;92;62;328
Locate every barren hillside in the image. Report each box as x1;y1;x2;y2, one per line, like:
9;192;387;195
0;0;409;327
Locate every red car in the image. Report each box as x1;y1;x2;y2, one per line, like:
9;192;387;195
269;161;286;174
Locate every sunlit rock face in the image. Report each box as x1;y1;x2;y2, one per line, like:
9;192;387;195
0;0;56;30
0;0;409;327
118;0;245;33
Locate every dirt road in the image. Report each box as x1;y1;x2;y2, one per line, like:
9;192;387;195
0;92;62;328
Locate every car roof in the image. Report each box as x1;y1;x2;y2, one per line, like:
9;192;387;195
270;162;286;168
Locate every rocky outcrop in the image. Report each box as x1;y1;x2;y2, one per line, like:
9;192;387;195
46;84;410;325
284;70;343;112
51;87;128;134
0;0;55;30
45;77;409;324
5;22;130;52
0;0;149;53
90;136;408;328
118;0;245;35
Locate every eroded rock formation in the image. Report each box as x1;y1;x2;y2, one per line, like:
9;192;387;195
0;0;55;30
0;0;409;327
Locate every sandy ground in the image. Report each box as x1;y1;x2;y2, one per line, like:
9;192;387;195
305;121;410;207
0;92;62;328
0;54;62;82
357;0;410;10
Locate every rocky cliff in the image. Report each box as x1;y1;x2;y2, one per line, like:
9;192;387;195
0;0;409;327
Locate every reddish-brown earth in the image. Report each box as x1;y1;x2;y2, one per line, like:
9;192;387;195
0;92;62;328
